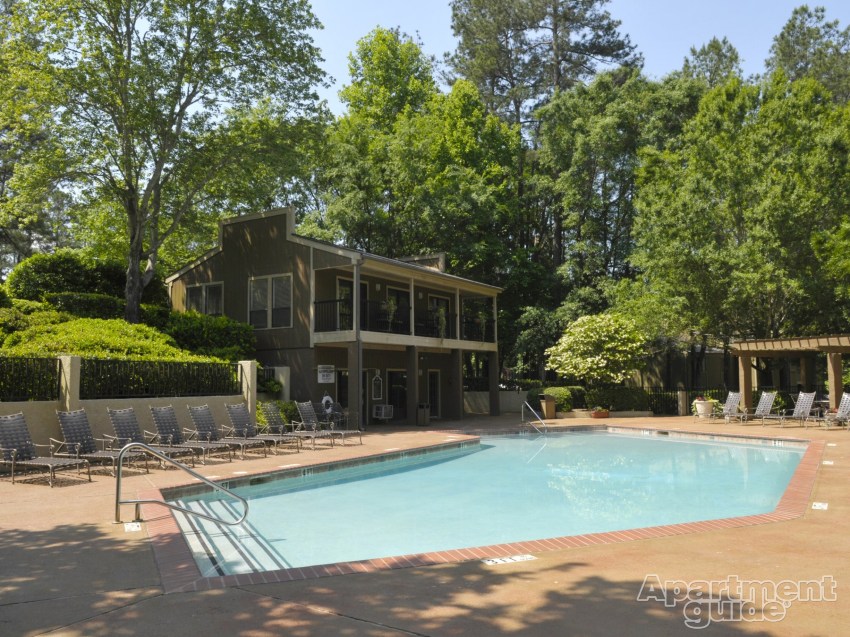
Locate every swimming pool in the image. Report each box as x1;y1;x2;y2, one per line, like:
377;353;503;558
169;430;805;576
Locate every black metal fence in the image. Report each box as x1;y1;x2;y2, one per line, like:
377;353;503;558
0;356;60;402
80;359;241;399
641;387;730;415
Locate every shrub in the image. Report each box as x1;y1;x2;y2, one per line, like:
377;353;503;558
0;307;69;338
524;383;544;409
43;292;124;319
546;313;647;384
542;386;572;412
0;285;10;308
5;249;169;306
11;298;46;314
257;400;298;426
584;387;651;411
566;385;587;409
140;304;171;330
163;311;255;361
6;250;97;300
2;318;217;361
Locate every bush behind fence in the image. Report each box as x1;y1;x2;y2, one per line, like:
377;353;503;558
79;359;241;399
0;356;60;401
0;357;245;401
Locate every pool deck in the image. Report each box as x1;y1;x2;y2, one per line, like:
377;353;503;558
2;414;849;636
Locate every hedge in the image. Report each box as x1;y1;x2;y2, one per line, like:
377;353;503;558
542;386;572;412
584;387;651;411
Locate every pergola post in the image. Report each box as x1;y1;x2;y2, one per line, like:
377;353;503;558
738;355;753;412
827;353;842;409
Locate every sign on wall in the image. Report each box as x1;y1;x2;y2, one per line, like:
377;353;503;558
317;365;335;384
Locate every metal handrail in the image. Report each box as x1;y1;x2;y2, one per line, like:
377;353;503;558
114;442;248;525
521;401;548;434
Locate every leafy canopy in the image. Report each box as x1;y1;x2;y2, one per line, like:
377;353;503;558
546;313;647;385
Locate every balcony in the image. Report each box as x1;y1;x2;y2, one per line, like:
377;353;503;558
314;299;494;343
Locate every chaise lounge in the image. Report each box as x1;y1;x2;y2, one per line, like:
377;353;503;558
0;412;91;487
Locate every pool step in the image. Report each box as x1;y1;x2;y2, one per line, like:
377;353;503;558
173;499;290;576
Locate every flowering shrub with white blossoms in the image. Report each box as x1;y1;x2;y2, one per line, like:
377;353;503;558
545;313;647;385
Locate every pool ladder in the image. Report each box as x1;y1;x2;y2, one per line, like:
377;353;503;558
522;401;548;434
114;442;248;526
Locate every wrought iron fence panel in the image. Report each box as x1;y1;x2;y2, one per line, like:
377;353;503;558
80;359;240;399
0;356;60;401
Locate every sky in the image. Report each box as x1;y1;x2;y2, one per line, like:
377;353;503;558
307;0;850;115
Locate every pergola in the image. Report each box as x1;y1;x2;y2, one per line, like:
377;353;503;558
730;334;850;411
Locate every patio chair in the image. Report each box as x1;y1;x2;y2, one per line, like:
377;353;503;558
814;393;850;429
297;401;360;446
709;391;742;423
187;404;267;459
288;401;337;449
224;402;299;454
106;406;196;467
0;412;91;487
741;391;778;425
54;409;148;476
149;405;233;464
761;392;816;428
260;402;320;451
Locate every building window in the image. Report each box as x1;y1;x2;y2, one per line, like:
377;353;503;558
186;283;223;316
249;274;292;329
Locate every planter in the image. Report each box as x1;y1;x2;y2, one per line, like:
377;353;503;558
693;400;713;419
590;410;609;419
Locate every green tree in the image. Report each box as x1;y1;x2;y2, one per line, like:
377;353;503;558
2;0;325;322
536;69;704;320
447;0;637;127
682;36;743;87
546;313;647;384
766;5;850;102
632;72;850;352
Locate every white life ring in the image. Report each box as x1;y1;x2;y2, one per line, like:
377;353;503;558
321;395;333;413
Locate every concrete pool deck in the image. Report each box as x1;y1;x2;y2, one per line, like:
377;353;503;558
1;414;848;636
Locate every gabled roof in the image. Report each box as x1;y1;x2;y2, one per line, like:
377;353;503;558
166;208;502;294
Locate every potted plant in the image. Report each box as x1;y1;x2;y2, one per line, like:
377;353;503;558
691;395;718;419
384;296;397;328
590;406;610;419
436;306;447;338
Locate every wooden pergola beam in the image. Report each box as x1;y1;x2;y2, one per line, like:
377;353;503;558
731;334;849;410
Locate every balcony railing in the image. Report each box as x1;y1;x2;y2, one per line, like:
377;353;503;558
314;299;494;342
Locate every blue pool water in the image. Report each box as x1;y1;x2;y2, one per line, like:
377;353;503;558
170;431;805;576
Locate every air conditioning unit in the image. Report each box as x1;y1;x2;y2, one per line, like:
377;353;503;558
373;404;393;420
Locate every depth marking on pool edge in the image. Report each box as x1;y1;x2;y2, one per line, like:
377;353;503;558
482;554;537;566
812;502;829;510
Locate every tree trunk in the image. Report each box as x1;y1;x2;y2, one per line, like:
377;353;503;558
124;249;143;323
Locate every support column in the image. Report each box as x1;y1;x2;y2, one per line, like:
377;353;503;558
347;342;362;430
239;360;257;424
827;352;842;410
58;355;81;412
738;355;753;413
406;346;419;426
448;349;464;420
488;350;500;416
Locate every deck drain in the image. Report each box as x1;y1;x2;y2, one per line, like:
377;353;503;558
482;554;537;565
812;502;829;510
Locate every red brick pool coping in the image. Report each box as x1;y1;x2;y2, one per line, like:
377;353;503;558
140;431;826;594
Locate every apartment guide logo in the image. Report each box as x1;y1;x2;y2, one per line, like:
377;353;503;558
637;574;838;629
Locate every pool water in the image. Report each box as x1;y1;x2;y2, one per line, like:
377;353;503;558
170;432;805;576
